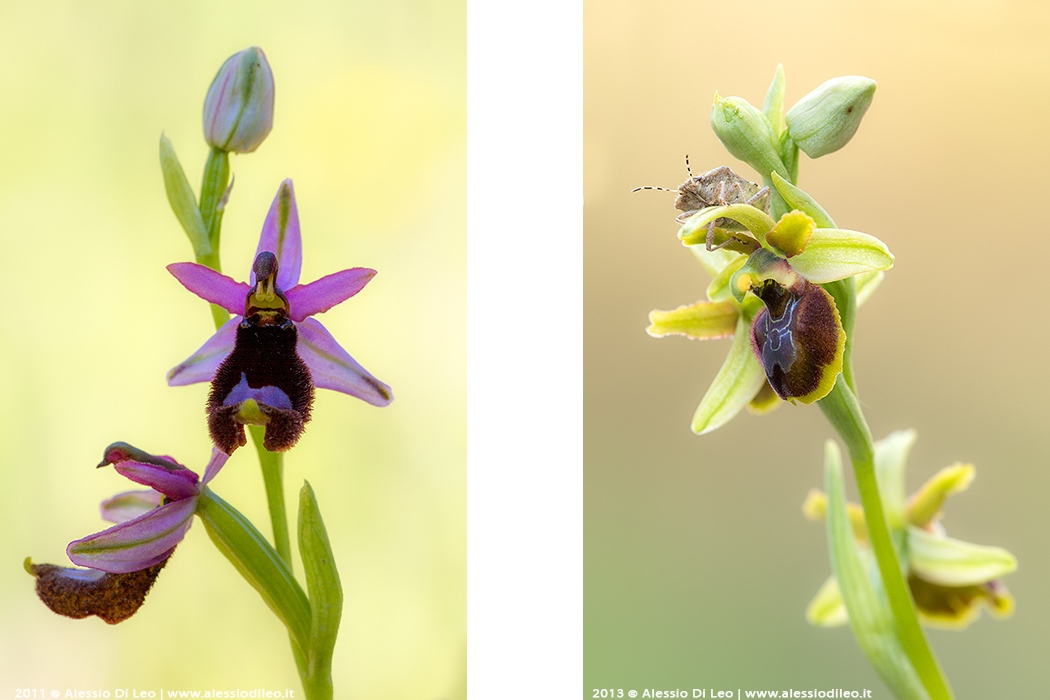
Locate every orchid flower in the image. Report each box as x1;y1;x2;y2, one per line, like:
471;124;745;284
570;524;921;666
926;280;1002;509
167;179;392;453
804;430;1017;629
647;171;891;434
27;444;228;624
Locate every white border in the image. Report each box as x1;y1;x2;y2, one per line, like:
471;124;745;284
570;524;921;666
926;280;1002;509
467;0;583;696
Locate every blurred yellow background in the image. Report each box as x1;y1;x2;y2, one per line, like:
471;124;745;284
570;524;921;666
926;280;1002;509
0;1;464;697
586;0;1048;695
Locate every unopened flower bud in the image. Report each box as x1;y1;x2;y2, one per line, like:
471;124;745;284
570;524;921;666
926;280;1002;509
203;47;275;154
710;93;788;181
786;77;876;158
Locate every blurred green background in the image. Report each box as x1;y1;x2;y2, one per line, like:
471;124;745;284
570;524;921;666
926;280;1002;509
0;1;464;697
586;0;1048;696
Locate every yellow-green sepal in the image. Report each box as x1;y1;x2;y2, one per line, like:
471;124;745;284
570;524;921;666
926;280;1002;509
691;297;766;435
806;575;848;627
770;171;836;228
647;299;739;340
907;527;1018;588
787;228;894;284
874;430;917;532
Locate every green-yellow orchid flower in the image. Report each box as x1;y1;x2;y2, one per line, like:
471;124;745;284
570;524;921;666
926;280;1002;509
804;430;1017;630
647;171;892;434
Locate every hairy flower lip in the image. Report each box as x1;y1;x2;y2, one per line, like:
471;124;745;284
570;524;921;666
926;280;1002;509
166;179;392;407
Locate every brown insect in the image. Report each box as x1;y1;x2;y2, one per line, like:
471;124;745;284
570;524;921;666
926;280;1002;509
634;157;771;250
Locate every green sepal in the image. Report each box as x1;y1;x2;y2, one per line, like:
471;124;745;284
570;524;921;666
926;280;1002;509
298;481;343;699
779;130;799;185
706;255;748;302
855;270;884;307
647;299;739;339
907;527;1018;587
690;244;741;279
806;575;848;627
159;134;212;258
762;64;787;138
874;430;917;532
199;147;231;250
823;441;930;700
770;171;836;228
691;297;766;435
787;228;894;283
906;464;974;528
196;488;311;658
679;204;776;247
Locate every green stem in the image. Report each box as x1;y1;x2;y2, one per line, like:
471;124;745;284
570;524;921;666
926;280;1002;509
250;424;292;565
819;380;954;700
199;146;231;251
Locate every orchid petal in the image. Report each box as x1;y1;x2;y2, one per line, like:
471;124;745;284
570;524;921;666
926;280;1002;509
704;255;748;302
167;263;248;314
786;228;894;283
691;300;767;435
167;317;239;386
286;268;377;322
255;180;302;289
908;527;1018;587
67;498;197;574
907;463;975;528
101;490;163;524
909;574;1014;629
110;460;200;501
296;317;392;406
647;299;739;340
201;448;230;485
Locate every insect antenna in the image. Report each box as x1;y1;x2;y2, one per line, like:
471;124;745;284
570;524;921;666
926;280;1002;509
631;185;677;193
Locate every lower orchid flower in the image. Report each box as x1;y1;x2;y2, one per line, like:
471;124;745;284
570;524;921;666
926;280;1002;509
804;430;1017;629
647;171;891;434
167;179;392;454
26;444;227;624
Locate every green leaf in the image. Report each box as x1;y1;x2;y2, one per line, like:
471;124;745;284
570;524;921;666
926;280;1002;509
788;228;894;283
196;488;310;657
770;172;836;228
647;299;738;339
824;441;930;700
159;134;211;258
691;300;766;435
298;481;343;698
908;527;1018;587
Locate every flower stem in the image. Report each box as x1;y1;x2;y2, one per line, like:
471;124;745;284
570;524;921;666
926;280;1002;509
250;424;292;565
819;380;954;700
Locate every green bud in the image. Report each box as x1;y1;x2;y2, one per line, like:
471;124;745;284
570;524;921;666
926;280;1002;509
786;76;876;158
709;93;788;181
203;47;275;154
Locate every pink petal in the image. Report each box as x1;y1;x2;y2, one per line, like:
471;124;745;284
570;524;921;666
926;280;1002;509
67;498;197;574
254;180;302;289
286;268;377;322
201;448;230;485
167;317;239;386
112;460;200;501
100;490;163;524
167;262;249;314
296;317;393;406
